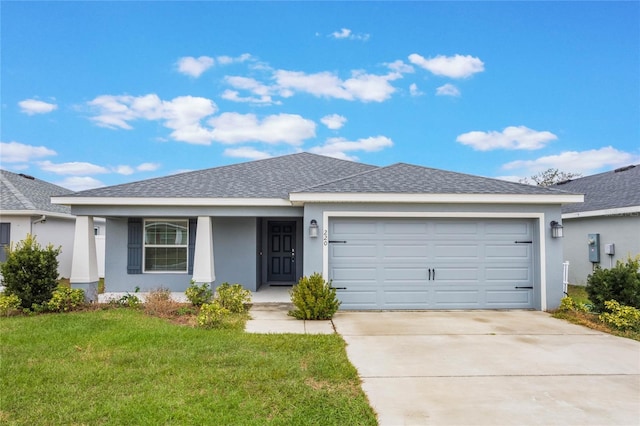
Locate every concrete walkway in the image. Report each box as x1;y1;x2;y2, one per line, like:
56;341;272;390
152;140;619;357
245;303;334;334
332;311;640;426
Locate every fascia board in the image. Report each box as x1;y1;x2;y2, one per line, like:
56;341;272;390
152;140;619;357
562;205;640;219
289;192;584;205
51;196;293;207
0;209;76;220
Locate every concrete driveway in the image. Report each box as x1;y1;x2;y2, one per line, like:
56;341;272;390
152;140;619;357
332;311;640;426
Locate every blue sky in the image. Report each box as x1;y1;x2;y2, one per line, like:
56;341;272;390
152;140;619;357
2;1;639;191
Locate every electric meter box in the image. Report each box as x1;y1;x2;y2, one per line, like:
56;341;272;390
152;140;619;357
588;233;600;263
605;244;615;255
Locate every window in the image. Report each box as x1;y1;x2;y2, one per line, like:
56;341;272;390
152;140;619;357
143;220;188;272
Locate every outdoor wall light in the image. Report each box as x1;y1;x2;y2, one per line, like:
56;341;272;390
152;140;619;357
309;219;319;238
550;220;564;238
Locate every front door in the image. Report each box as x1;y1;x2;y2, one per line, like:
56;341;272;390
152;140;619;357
267;221;296;282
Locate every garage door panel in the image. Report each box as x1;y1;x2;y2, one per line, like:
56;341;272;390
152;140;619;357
486;289;532;306
328;218;535;310
433;244;479;259
383;244;429;259
331;244;377;260
485;244;530;259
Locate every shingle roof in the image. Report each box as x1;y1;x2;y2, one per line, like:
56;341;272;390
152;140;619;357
67;152;377;199
0;170;72;214
298;163;572;195
554;165;640;214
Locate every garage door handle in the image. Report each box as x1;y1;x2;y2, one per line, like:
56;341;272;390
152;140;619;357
332;287;347;290
428;268;431;280
515;286;533;289
432;268;435;280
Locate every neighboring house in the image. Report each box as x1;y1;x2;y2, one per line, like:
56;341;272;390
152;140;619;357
0;169;106;280
53;153;582;310
554;164;640;286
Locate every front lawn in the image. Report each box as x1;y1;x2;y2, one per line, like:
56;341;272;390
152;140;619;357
0;309;377;425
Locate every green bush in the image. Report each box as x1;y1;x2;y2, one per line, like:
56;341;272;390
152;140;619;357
289;273;341;320
0;293;21;316
215;283;251;313
0;234;61;310
599;300;640;332
586;256;640;311
185;281;213;306
197;301;230;328
46;285;85;312
557;296;590;313
110;287;141;308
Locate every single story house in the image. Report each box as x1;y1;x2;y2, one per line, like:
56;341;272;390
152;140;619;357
554;164;640;285
53;153;582;310
0;169;106;280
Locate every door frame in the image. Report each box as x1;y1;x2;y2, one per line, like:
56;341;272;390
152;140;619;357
258;217;303;286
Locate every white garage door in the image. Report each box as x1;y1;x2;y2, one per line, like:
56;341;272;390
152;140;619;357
328;218;535;310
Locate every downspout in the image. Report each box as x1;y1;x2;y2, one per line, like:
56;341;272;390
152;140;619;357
32;215;47;225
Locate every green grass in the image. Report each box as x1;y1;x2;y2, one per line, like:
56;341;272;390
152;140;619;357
0;309;377;425
566;284;590;305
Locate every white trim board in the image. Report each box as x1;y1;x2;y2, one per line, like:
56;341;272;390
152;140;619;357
562;205;640;219
321;211;548;311
291;193;583;205
52;197;292;207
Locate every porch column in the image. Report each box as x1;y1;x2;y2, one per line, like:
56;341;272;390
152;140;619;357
70;215;99;302
192;216;215;284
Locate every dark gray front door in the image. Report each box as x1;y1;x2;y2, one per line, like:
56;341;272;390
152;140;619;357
267;221;296;282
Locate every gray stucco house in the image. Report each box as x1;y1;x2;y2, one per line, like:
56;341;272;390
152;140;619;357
0;170;106;280
53;153;582;310
554;164;640;286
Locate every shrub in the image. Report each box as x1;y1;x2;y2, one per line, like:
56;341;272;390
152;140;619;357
144;288;182;318
0;293;21;316
185;281;213;306
289;273;341;320
0;234;61;310
599;300;640;332
215;283;251;313
557;296;590;313
197;301;230;328
110;287;141;308
586;256;640;311
46;285;85;312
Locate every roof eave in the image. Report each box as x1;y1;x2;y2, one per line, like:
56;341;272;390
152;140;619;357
0;209;76;220
288;193;585;205
51;196;293;207
562;205;640;219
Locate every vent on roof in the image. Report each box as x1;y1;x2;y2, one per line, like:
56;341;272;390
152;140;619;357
614;165;636;173
556;179;572;185
18;173;35;180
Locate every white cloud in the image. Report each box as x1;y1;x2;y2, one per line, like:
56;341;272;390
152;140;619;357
88;94;217;144
409;83;423;97
216;53;252;65
436;83;461;97
208;113;316;145
222;76;279;104
177;56;215;77
409;54;485;78
56;176;105;191
387;60;414;74
137;162;160;172
18;99;58;115
223;147;272;160
274;69;398;103
330;28;370;41
38;160;109;175
221;90;276;105
456;126;557;151
321;114;347;130
502;146;640;175
114;165;134;175
310;136;393;161
0;141;56;163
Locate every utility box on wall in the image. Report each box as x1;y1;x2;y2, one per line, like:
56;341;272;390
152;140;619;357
604;243;615;255
588;233;600;263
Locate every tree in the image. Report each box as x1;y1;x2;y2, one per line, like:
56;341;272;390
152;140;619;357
0;234;61;309
519;168;582;187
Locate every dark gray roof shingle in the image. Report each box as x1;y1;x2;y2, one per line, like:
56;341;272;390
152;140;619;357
555;165;640;214
67;152;378;199
0;170;72;214
298;163;573;195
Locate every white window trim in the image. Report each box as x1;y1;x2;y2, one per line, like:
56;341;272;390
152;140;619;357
143;219;189;274
321;211;547;311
